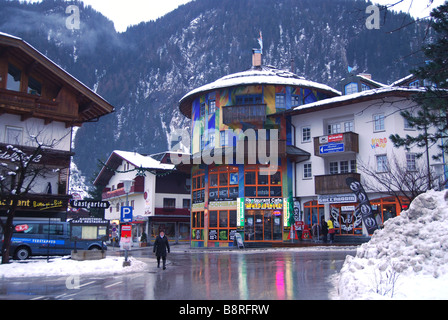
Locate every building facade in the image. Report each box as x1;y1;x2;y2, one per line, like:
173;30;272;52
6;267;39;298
0;32;114;224
289;75;443;239
179;51;340;247
94;151;191;245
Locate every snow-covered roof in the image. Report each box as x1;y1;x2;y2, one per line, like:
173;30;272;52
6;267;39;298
288;86;425;114
112;151;175;170
93;150;175;186
358;75;387;88
179;65;341;118
390;74;416;87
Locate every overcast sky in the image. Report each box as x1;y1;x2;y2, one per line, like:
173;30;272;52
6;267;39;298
24;0;446;33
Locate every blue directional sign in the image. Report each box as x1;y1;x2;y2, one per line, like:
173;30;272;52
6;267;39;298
120;206;133;223
319;143;345;154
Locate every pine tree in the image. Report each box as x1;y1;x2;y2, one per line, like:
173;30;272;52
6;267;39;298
390;1;448;161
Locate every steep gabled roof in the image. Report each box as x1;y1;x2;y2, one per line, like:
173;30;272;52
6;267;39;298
93;150;174;186
0;32;114;124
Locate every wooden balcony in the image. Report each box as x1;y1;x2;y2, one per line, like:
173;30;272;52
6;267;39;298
102;176;145;200
315;172;361;195
0;88;77;123
314;132;359;157
222;104;267;124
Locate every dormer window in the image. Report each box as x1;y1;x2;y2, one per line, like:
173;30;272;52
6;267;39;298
344;82;358;95
409;80;420;88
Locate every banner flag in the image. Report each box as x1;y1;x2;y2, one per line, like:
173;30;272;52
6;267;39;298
345;177;378;234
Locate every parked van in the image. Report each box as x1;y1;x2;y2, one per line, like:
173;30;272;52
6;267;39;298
10;221;107;260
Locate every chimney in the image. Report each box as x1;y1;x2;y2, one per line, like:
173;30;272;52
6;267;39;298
290;57;295;74
252;49;262;68
359;73;372;80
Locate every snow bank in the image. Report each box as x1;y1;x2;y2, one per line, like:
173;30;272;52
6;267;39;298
337;190;448;299
0;256;148;278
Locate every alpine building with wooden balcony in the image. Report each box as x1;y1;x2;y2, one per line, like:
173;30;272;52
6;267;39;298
0;32;114;221
285;73;443;241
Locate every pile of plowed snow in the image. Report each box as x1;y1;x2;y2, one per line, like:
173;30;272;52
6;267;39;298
337;190;448;299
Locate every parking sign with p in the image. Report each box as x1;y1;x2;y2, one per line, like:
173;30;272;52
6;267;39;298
120;206;133;223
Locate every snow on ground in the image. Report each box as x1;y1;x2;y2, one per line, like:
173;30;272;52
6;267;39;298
0;256;148;279
336;190;448;300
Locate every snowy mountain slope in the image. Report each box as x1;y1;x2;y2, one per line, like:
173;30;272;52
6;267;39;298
0;0;429;183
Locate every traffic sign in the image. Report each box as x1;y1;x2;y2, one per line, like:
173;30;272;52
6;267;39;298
120;206;133;223
319;143;344;154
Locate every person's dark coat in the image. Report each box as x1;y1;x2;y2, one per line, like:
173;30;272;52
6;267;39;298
153;235;170;257
321;219;328;235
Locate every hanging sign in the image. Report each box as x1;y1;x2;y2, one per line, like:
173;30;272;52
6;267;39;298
345;177;378;234
237;198;245;227
244;198;283;210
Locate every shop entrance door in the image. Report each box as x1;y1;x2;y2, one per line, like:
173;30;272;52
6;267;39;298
255;213;263;240
245;210;282;242
264;211;272;240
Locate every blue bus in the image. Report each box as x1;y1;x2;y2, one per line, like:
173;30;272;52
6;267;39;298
9;221;107;260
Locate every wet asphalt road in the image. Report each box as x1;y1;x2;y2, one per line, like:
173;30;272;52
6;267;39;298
0;246;356;300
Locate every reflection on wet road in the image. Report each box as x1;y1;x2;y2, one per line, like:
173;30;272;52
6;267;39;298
0;249;356;300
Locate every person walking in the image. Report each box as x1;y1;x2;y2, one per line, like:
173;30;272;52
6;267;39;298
321;216;328;243
153;230;170;270
327;217;335;244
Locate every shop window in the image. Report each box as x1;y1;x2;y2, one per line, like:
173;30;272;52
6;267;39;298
192;170;205;204
192;211;204;240
209;166;238;201
330;204;362;235
371;197;409;229
303;201;324;229
244;165;282;198
7;63;21;92
208;210;237;242
179;223;190;241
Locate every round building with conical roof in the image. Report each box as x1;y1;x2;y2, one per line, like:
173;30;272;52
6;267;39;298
179;51;340;248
